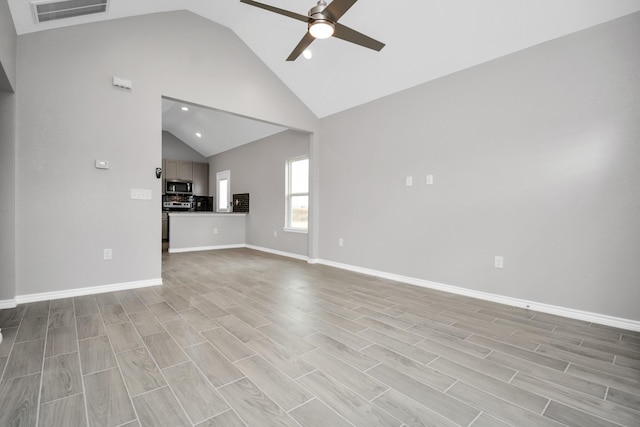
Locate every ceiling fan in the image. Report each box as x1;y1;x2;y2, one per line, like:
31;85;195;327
240;0;385;61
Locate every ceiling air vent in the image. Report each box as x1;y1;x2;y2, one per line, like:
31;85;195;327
32;0;109;23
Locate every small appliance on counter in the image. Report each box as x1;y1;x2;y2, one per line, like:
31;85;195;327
193;196;214;212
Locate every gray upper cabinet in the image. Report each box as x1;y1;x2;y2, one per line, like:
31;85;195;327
193;162;209;196
163;159;208;195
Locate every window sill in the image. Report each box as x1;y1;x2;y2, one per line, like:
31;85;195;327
283;227;308;234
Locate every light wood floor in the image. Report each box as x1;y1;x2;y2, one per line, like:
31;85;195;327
1;248;639;426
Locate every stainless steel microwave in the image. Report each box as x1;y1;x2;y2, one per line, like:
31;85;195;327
165;180;192;194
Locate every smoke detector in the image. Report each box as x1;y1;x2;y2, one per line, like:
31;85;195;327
31;0;109;23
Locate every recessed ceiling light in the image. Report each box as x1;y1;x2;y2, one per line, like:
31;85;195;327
302;49;313;60
195;132;202;138
181;106;189;111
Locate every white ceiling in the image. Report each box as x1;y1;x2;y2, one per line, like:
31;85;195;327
162;98;287;158
8;0;640;156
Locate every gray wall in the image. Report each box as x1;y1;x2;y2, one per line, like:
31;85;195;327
0;91;15;302
210;130;310;257
162;131;207;163
15;11;318;297
0;0;16;91
318;13;640;320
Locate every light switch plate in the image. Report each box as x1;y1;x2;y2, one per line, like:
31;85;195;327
131;189;152;200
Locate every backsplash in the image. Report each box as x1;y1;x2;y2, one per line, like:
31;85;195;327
233;193;250;213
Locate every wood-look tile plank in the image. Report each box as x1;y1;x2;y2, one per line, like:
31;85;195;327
407;324;492;358
142;331;189;369
302;349;387;400
415;339;516;382
360;329;438;365
184;342;243;387
41;352;82;403
289;398;353;427
511;373;640;427
157;288;191;311
543;400;620;427
180;308;219;331
202;327;254;362
355;317;424;345
84;367;137;427
105;322;144;353
95;292;119;307
296;370;401;427
373;388;460;427
257;323;316;356
46;324;78;357
467;334;568;371
15;314;48;342
196;409;246;427
76;313;105;340
118;294;148;314
148;301;181;322
74;295;99;317
116;347;166;396
226;305;270;328
100;303;129;325
38;393;87;427
0;326;17;357
486;350;607;398
129;310;165;337
606;387;640;411
363;344;455;392
446;381;560;427
310;309;367;333
537;344;639;379
0;306;25;328
218;377;300;427
0;373;40;427
247;337;315;379
368;363;479;425
429;356;548;413
163;362;229;424
78;335;116;375
193;299;229;319
3;339;45;380
216;314;264;343
23;301;51;318
163;318;206;347
305;332;380;371
470;413;511;427
235;355;313;411
47;307;75;329
565;363;640;395
134;287;165;305
313;320;372;350
132;386;191;427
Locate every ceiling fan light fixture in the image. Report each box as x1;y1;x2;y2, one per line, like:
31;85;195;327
308;19;334;39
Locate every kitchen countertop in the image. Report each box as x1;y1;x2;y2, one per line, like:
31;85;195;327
168;212;247;217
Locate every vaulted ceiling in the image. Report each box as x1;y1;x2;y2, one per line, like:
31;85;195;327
7;0;640;156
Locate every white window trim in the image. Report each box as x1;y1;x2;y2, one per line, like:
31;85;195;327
216;170;230;213
285;156;309;232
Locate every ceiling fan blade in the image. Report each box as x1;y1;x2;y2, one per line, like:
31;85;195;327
287;32;315;61
240;0;309;22
333;23;385;51
323;0;358;22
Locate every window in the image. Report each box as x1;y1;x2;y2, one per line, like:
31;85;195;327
216;170;230;212
285;157;309;232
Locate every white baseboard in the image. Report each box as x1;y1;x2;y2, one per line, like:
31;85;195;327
0;299;16;309
0;278;163;308
169;244;245;253
316;259;640;332
246;245;308;262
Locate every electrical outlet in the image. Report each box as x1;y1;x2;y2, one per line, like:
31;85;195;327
214;228;218;234
338;238;344;247
103;248;112;260
405;176;413;187
426;174;434;185
274;230;278;237
494;256;504;269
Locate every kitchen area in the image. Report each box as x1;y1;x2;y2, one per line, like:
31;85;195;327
161;156;249;253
